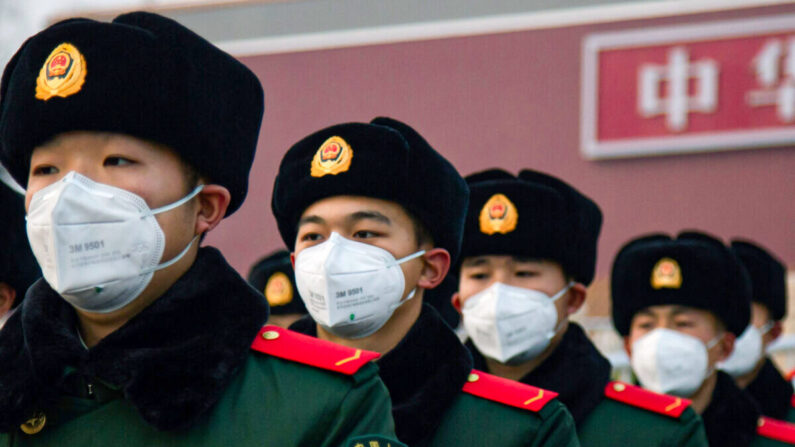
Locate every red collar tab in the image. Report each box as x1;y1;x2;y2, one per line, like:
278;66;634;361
461;369;558;412
757;417;795;444
604;381;691;418
250;325;380;375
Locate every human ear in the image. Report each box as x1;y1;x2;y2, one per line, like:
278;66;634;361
451;292;462;314
623;336;632;356
565;283;587;316
717;332;736;362
194;184;231;235
0;283;17;316
416;248;451;290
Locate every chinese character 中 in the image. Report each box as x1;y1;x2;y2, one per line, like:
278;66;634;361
638;46;719;132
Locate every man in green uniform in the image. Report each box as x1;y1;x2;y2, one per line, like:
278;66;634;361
0;12;400;446
451;169;708;446
248;249;308;328
612;231;795;446
720;240;794;422
273;119;579;446
0;171;40;329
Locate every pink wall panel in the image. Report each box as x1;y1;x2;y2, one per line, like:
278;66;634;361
205;4;795;281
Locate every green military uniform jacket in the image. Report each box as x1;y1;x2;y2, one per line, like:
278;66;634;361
0;248;399;447
469;323;709;446
292;304;579;446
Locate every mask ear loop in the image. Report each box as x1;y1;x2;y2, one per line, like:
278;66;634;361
702;334;724;379
387;250;427;312
150;184;204;215
759;321;776;336
545;281;577;339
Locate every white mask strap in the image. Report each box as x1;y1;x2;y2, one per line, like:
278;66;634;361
550;281;576;302
141;235;200;274
150;184;204;215
760;321;776;336
394;249;426;265
705;335;721;350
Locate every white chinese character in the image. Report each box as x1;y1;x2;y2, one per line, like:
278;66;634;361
746;38;795;122
638;46;719;132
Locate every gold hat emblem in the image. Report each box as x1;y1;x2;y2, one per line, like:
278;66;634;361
479;193;518;235
311;136;353;177
651;257;682;289
35;43;86;101
264;272;293;306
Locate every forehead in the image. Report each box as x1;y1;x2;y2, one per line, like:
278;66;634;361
34;131;173;158
634;304;718;323
461;255;559;269
300;195;413;224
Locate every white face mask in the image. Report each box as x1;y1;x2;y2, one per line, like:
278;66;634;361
718;322;773;377
294;232;425;339
631;328;720;397
26;171;203;313
462;281;573;365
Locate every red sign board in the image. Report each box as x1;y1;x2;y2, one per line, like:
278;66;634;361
581;15;795;159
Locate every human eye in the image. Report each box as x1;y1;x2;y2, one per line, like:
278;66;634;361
103;156;135;167
674;318;695;329
300;232;325;242
515;269;539;278
31;165;59;176
353;230;380;239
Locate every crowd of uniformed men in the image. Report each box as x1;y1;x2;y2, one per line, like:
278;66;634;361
0;10;792;447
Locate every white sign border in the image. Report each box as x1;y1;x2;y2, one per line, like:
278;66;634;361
581;14;795;160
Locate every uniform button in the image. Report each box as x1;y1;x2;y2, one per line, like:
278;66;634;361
613;383;626;392
20;412;46;435
467;373;480;383
758;418;765;427
262;330;280;340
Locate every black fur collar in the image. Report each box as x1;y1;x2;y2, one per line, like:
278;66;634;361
745;357;793;420
702;371;761;447
291;304;473;445
467;322;610;427
0;247;268;432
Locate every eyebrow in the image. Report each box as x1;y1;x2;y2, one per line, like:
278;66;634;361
298;215;325;227
347;210;391;226
669;306;697;318
462;257;490;267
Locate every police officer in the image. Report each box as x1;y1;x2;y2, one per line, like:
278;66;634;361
248;249;308;328
612;231;795;446
0;12;400;446
273;118;579;446
0;173;40;330
452;169;708;446
718;239;793;422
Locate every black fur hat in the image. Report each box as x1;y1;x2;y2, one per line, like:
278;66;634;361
460;168;602;285
611;231;751;336
0;12;264;215
731;239;787;321
271;117;469;263
0;180;40;304
247;250;306;316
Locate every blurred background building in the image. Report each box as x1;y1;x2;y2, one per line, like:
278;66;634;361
2;0;793;377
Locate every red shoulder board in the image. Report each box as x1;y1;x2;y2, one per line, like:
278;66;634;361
461;369;558;412
604;382;691;418
786;368;795;382
757;417;795;444
250;325;380;375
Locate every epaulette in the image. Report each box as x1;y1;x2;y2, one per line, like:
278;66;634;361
604;381;691;418
461;369;558;412
757;417;795;444
786;368;795;382
250;325;380;375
